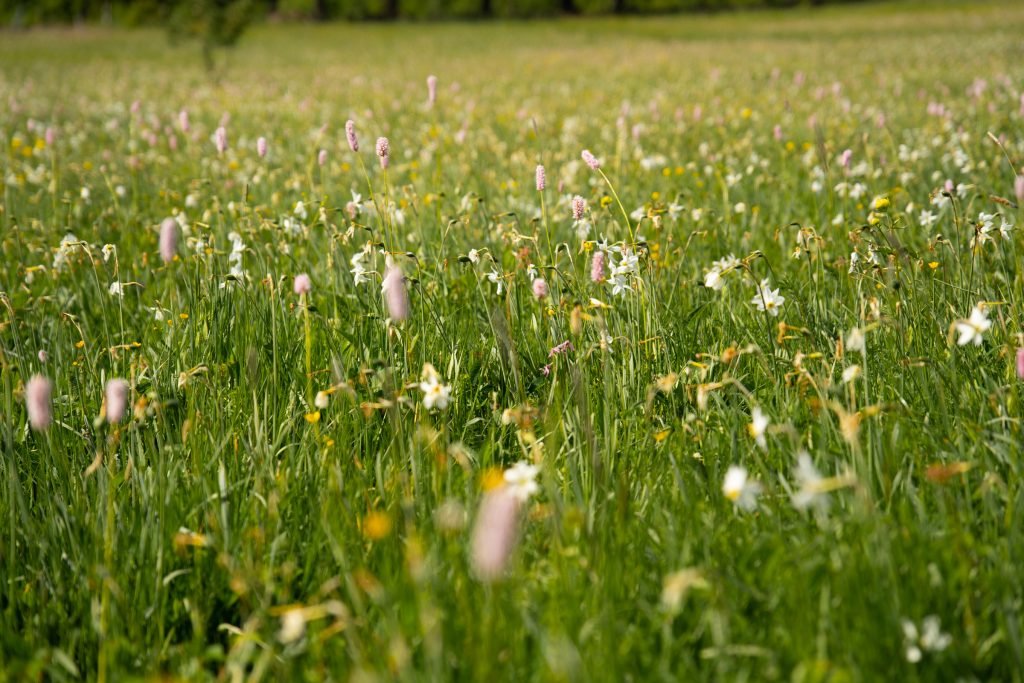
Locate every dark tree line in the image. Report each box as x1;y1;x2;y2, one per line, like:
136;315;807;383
2;0;869;25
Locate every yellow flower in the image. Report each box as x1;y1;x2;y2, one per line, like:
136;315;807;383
600;196;613;209
363;511;392;540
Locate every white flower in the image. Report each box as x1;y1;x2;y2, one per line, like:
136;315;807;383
846;327;865;354
293;200;307;220
503;461;540;502
999;219;1013;241
955;306;991;346
902;616;951;663
842;365;861;384
750;279;785;317
350;250;371;286
722;465;761;511
314;391;329;409
792;452;828;511
918;209;937;227
419;364;452;411
279;609;306;644
102;244;116;262
703;269;724;291
848;251;860;273
108;281;124;297
467;249;480;264
487;270;504;295
747;406;769;450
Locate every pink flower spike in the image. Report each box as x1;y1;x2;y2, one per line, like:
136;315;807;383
293;273;312;296
427;75;438;105
25;375;52;432
591;251;606;283
532;278;548;300
257;136;267;158
375;137;390;169
159;217;178;264
535;164;546;192
382;266;409;321
1017;348;1024;380
345;120;359;152
581;149;600;170
572;195;586;222
470;488;520;582
105;379;129;424
318;149;327;166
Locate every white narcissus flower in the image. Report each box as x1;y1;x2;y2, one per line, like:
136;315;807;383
108;281;124;297
503;461;540;502
902;616;951;664
747;406;769;450
842;365;861;383
467;249;480;264
792;452;828;511
722;465;761;511
955;306;991;346
419;363;452;411
703;269;724;291
488;270;504;295
751;279;785;316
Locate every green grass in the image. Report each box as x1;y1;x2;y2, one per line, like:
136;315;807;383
2;2;1024;680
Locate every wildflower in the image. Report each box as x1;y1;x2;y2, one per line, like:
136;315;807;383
25;375;53;431
350;250;371;286
278;609;306;644
159;217;178;264
750;279;785;316
549;340;573;357
317;149;327;166
178;109;190;132
382;266;409;321
572;195;586;221
375;136;390;169
315;391;329;409
722;465;761;511
999;219;1013;241
109;281;125;297
1017;348;1024;380
426;74;437;105
1015;175;1024;204
419;363;452;410
846;327;865;354
581;149;600;170
45;126;56;147
792;452;829;511
748;406;769;449
535;164;546;192
105;378;129;424
902;616;952;663
293;273;312;296
531;277;548;300
467;248;480;264
470;487;520;582
703;269;724;291
840;148;852;168
487;270;504;295
590;251;605;283
38;350;47;364
503;461;540;502
102;244;116;263
215;126;227;154
345;120;359;152
955;306;991;346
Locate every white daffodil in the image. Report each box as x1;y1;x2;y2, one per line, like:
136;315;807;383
955;306;991;346
419;364;452;411
747;406;769;450
751;279;785;317
722;465;761;511
503;461;540;502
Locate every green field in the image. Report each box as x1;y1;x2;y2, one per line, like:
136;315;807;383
3;2;1024;680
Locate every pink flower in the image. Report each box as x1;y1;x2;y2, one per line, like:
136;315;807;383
215;126;227;154
470;487;520;582
540;364;551;377
1015;175;1024;204
38;350;48;363
318;149;327;166
375;136;390;169
382;266;409;321
532;277;548;300
840;149;852;168
159;217;178;264
772;125;782;141
427;75;438;105
590;251;605;283
572;195;586;222
257;136;267;158
1017;348;1024;380
293;273;312;296
105;379;129;424
25;375;52;431
45;126;56;147
581;149;600;170
345;120;359;152
178;110;190;133
945;179;955;194
549;340;573;358
535;164;546;192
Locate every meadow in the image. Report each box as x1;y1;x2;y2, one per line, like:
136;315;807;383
2;2;1024;679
